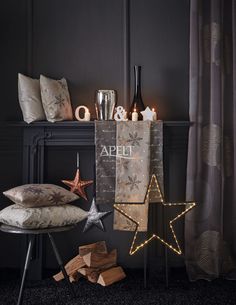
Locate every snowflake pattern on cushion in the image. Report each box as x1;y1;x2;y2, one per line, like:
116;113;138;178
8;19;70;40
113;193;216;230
3;184;79;208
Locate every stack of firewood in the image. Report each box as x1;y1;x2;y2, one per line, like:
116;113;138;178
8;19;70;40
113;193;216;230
53;241;126;286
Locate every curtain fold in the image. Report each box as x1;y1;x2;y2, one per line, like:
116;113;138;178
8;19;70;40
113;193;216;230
185;0;236;280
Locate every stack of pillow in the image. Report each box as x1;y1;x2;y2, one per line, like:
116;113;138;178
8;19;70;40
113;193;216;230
18;73;73;124
0;184;87;229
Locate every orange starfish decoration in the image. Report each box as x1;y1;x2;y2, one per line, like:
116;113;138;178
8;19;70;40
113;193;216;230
62;169;93;201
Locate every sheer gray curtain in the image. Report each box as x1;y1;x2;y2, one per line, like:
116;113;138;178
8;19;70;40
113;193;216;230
185;0;236;280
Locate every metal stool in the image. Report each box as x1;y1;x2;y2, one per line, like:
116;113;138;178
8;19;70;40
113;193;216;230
0;224;77;305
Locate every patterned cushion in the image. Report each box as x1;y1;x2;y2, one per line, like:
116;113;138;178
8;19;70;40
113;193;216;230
3;184;79;208
40;75;73;122
18;73;46;123
0;204;87;229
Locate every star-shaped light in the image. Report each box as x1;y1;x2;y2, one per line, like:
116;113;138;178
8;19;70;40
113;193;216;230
114;174;163;232
83;198;112;232
114;174;196;255
62;169;93;201
141;106;155;121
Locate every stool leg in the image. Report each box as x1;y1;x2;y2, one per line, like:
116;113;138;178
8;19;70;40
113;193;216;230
48;233;76;298
17;235;35;305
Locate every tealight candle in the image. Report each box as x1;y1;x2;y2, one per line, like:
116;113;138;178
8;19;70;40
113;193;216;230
84;109;91;121
132;108;138;121
75;106;91;121
152;108;157;120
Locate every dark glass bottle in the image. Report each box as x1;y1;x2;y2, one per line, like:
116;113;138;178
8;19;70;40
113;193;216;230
129;65;145;120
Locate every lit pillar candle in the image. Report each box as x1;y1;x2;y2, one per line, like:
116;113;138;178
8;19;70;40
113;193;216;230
152;108;157;120
84;109;91;121
132;108;138;121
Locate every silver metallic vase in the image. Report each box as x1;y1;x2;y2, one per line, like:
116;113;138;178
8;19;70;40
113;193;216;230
95;90;116;120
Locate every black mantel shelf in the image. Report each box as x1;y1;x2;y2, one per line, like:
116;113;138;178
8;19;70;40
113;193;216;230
2;120;191;152
2;121;191;149
3;120;191;150
4;120;191;128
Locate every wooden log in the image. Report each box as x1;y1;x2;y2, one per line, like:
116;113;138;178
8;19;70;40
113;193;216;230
97;266;126;286
69;271;81;283
53;254;86;281
82;249;117;269
78;267;97;277
87;270;100;283
79;241;107;256
78;267;101;283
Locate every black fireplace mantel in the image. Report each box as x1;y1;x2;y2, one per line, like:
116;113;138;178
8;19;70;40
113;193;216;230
1;120;191;279
7;120;190;128
2;120;191;187
6;120;191;194
7;120;190;148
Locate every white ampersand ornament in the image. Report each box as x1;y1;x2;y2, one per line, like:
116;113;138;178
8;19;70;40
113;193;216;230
114;106;128;121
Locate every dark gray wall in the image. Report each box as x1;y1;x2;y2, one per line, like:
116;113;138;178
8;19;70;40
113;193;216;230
0;0;28;121
32;0;125;119
1;0;189;121
0;0;27;268
0;0;190;270
130;0;189;119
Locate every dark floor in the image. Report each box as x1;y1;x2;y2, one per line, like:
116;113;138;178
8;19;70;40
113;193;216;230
0;268;236;305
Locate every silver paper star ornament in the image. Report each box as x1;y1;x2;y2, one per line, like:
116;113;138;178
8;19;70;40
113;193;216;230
83;198;112;232
141;106;155;121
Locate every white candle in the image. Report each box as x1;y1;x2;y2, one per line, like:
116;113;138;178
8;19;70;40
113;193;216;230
132;108;138;121
152;108;157;120
84;109;91;121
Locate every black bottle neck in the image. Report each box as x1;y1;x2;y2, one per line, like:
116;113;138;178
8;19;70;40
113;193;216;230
134;65;142;98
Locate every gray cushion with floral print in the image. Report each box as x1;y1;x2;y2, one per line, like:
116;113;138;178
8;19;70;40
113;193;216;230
3;184;79;208
0;204;88;229
40;75;73;122
18;73;46;123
